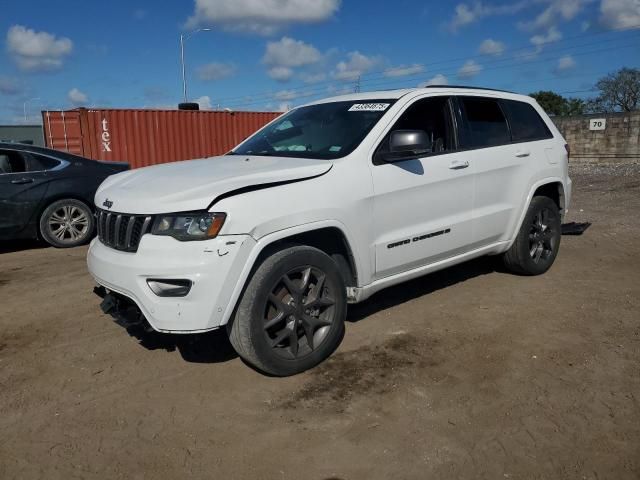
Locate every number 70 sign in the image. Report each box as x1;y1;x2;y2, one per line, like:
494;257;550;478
589;118;606;131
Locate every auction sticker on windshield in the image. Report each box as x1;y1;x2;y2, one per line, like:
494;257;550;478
348;103;390;112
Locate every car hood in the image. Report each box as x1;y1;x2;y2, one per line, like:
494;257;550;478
94;155;333;214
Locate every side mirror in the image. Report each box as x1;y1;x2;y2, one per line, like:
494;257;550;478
377;130;432;163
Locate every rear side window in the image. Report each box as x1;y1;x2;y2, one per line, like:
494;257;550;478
502;100;553;142
459;97;510;148
28;153;60;171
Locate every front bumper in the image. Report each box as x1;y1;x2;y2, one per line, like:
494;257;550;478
87;233;255;333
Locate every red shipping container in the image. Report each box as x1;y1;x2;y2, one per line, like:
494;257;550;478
42;108;281;169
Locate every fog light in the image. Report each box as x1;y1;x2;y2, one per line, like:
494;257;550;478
147;279;192;297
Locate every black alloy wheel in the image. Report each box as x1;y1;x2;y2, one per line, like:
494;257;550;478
528;208;557;264
263;266;337;359
228;245;347;376
502;195;561;275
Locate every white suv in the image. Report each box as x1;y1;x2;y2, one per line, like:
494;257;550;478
88;86;572;376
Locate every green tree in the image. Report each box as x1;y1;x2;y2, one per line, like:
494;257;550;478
564;98;586;116
530;91;567;116
529;91;586;116
591;68;640;112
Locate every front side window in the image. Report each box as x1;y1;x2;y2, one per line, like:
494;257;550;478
232;100;395;160
459;97;510;148
375;96;454;158
0;150;27;174
502;99;553;142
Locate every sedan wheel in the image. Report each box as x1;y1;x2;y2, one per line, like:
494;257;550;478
40;199;95;248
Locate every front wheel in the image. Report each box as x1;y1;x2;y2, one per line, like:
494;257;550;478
502;196;561;275
228;245;347;376
39;199;95;248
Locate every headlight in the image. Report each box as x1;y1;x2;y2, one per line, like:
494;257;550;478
151;212;226;241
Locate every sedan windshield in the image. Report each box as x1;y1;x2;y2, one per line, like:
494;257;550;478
231;100;395;160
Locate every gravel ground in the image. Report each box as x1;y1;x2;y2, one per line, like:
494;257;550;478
1;163;639;480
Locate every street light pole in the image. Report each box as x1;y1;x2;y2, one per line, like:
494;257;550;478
23;97;41;123
179;28;211;103
180;34;187;103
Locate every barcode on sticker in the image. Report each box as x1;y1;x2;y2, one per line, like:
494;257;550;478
348;103;390;112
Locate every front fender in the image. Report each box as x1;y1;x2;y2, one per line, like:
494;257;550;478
218;220;360;326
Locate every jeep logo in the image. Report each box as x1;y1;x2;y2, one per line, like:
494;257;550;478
102;199;113;209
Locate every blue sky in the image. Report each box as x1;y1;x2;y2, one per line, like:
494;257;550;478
0;0;639;123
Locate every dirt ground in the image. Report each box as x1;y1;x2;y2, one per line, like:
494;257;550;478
1;164;639;480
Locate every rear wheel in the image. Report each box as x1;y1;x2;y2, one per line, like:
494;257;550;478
39;199;94;248
228;245;346;376
502;196;561;275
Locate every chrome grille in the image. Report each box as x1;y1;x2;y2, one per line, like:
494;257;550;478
96;209;153;252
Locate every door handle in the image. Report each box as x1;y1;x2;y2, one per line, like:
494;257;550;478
515;150;531;158
449;160;469;170
10;178;34;185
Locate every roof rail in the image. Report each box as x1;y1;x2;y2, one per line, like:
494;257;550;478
422;85;514;94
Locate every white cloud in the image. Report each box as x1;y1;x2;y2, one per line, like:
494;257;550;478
419;74;448;87
448;1;530;31
274;89;299;101
197;62;236;81
262;37;323;82
300;72;327;83
383;64;425;78
600;0;640;29
449;4;478;30
186;0;340;35
6;25;73;72
268;66;294;81
0;75;22;95
263;37;322;68
333;51;382;81
278;102;292;112
194;95;213;110
68;88;88;106
457;60;483;79
530;26;562;47
556;55;577;72
478;38;505;56
521;0;591;31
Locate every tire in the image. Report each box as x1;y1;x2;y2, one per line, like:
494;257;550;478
502;196;561;275
39;199;95;248
178;102;200;111
228;245;347;376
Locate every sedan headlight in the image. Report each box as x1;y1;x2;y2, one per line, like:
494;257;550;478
151;212;226;241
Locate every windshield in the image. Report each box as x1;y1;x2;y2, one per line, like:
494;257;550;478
231;100;395;160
